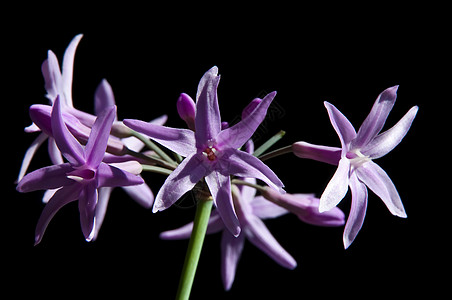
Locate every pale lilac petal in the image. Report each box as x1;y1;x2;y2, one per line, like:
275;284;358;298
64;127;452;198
153;153;207;212
324;101;357;152
362;106;418;159
16;163;74;193
250;196;288;219
96;163;144;188
35;183;83;245
61;34;83;107
356;161;407;218
42;188;58;204
94;79;116;117
122;182;154;208
123;119;196;157
51;97;85;166
225;148;284;192
319;158;350;212
244;215;297;269
344;173;368;249
85;105;116;168
92;186;113;241
160;211;224;240
79;181;98;241
205;171;240;237
16;132;48;183
216;91;277;149
221;231;245;291
241;98;262;120
195;66;221;145
292;141;341;165
296;196;345;226
41;50;62;103
352;85;398;149
48;138;64;165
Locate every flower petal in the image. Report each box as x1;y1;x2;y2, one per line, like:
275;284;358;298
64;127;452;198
352;86;398;149
221;231;245;291
205;171;241;237
292;141;341;165
79;181;98;241
41;50;62;103
250;196;289;219
91;186;113;241
16;132;48;183
94;79;116;116
225;148;284;192
356;161;406;218
122;182;154;209
245;215;297;269
195;66;221;145
343;173;368;249
123;119;196;157
16;163;74;193
160;211;224;240
61;34;83;107
216;91;277;149
35;183;82;245
97;163;144;188
319;158;350;212
324;102;356;152
51;97;86;166
153;153;207;212
85;105;116;168
362;106;418;159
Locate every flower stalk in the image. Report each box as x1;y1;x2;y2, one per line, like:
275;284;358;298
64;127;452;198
175;193;213;300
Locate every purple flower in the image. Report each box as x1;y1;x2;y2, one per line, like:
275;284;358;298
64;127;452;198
161;178;296;290
294;86;418;248
124;66;284;236
17;97;143;244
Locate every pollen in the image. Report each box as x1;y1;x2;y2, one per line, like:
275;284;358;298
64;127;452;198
203;146;217;161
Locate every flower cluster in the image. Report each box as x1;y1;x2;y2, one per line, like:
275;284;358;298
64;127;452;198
16;35;418;293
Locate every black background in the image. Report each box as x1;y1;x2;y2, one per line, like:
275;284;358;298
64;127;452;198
3;5;447;299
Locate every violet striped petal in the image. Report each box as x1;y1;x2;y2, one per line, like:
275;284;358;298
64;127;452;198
319;158;350;212
324;101;357;152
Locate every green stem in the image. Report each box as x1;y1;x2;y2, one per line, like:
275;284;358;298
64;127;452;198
129;130;177;166
141;164;173;176
257;145;292;161
175;195;213;300
253;130;286;157
231;179;266;193
125;148;176;170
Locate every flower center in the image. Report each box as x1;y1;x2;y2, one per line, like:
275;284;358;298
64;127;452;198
67;167;96;183
202;146;218;161
346;149;371;169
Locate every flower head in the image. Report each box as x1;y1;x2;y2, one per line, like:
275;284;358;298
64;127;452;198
124;66;284;236
294;86;418;248
17;98;143;244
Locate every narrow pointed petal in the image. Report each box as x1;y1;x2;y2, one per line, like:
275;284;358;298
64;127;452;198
85;105;116;168
319;158;350;212
324;102;356;151
122;182;154;208
217;91;277;149
97;163;144;188
41;50;62;102
51;97;85;166
123;119;196;157
292;141;341;165
225;148;284;192
352;85;398;149
362;106;418;159
153;153;207;212
17;163;74;193
92;186;113;241
79;181;98;241
221;232;245;291
250;196;288;219
160;211;224;240
16;132;48;183
61;34;83;106
205;171;241;237
48;138;64;165
195;66;221;145
94;79;116;116
356;161;406;218
35;183;82;245
245;215;297;269
344;174;368;249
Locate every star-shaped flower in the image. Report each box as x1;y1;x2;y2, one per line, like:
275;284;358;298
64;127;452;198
124;66;284;236
17;97;143;244
292;86;418;248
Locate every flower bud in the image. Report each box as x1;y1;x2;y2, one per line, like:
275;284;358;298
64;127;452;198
292;141;341;165
261;187;345;227
177;93;196;130
241;98;262;119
